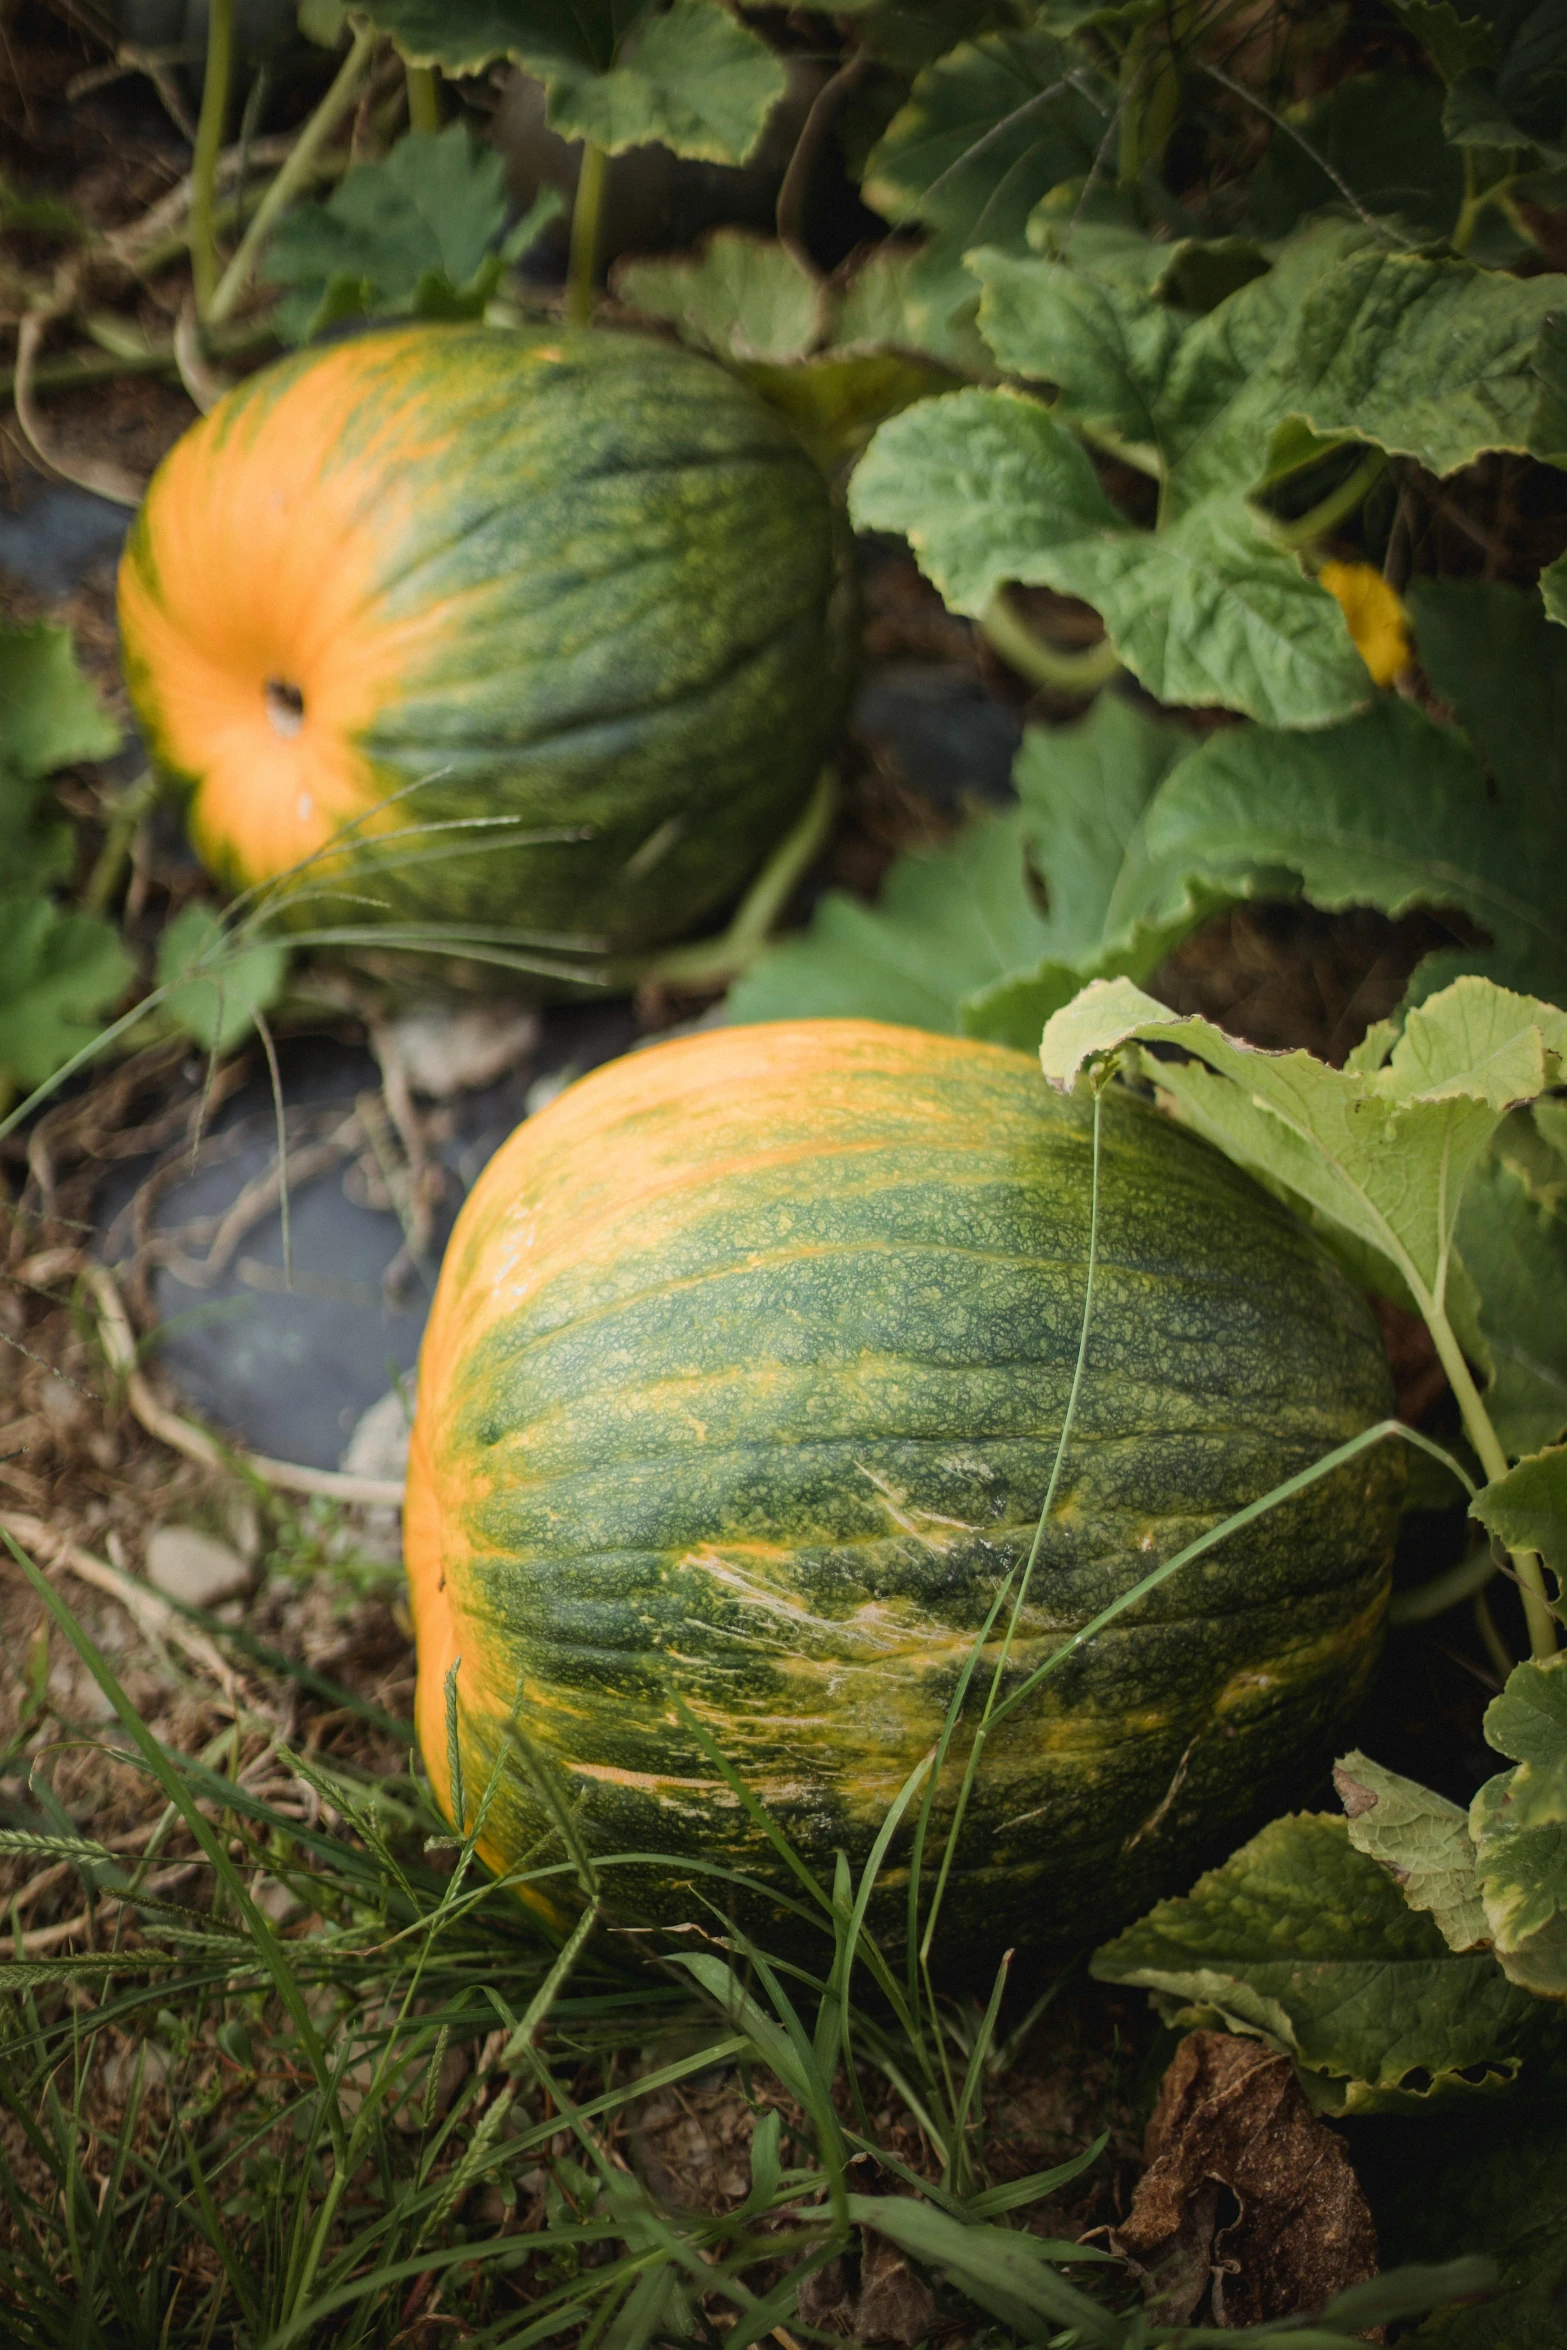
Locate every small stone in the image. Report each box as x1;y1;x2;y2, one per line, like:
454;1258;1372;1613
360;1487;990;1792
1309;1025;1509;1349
145;1525;252;1610
341;1383;416;1483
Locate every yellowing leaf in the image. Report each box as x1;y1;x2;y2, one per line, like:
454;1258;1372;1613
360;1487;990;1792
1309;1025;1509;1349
1320;560;1411;685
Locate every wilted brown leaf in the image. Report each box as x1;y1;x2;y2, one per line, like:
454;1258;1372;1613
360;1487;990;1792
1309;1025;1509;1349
1111;2030;1379;2330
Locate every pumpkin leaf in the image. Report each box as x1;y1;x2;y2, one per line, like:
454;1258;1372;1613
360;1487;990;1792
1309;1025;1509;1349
0;904;132;1097
1133;688;1567;1006
1282;247;1566;476
830;0;1029;76
1091;1813;1556;2112
857;25;1113;350
0;620;120;791
849;392;1368;726
262;124;557;343
537;0;785;162
858;219;1564;725
727;694;1191;1044
1041;973;1567;1332
155;907;288;1056
1471;1659;1567;1999
358;0;782;165
613;231;822;363
1453;1125;1567;1457
1335;1750;1490;1952
1471;1445;1567;1591
0;622;127;1103
1244;69;1465;243
358;0;650;81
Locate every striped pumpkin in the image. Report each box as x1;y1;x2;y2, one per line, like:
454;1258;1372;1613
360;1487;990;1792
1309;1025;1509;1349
117;324;853;973
406;1019;1401;1963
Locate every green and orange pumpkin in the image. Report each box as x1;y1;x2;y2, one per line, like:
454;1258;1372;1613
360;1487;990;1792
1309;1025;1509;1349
406;1020;1402;1965
117;324;853;971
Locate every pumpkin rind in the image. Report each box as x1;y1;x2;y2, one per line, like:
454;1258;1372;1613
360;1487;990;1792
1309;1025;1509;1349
117;324;852;960
406;1019;1402;1962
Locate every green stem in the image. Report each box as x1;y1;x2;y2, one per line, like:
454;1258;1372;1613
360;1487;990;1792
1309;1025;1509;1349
188;0;234;316
1268;447;1387;551
1423;1302;1558;1660
566;140;607;328
82;771;159;917
405;62;441;134
635;768;836;988
980;590;1121;694
206;21;379;326
0;321;276;404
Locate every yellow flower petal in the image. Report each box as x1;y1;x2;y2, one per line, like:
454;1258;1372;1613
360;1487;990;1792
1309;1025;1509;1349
1320;560;1411;688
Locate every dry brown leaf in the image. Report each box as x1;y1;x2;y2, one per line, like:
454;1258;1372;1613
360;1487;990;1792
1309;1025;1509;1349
1111;2030;1379;2331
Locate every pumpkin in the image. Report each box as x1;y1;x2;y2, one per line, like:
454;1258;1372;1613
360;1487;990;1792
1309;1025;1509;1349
406;1020;1401;1964
116;324;853;971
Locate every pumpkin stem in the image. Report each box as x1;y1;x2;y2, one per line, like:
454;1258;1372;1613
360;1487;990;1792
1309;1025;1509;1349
566;141;608;329
406;63;442;135
188;0;234;316
980;590;1120;696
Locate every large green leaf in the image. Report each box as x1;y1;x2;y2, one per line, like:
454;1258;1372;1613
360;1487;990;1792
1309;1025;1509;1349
865;225;1565;725
0;621;120;790
1471;1443;1567;1589
361;0;648;78
262;123;537;342
1471;1657;1567;1998
727;695;1192;1044
614;232;822;363
849;390;1368;725
1336;1751;1490;1952
0;901;130;1095
1284;246;1565;476
155;907;288;1057
358;0;782;164
858;27;1112;347
0;623;127;1101
541;0;785;162
1455;1120;1567;1456
1133;690;1567;1004
1091;1813;1554;2111
1245;70;1465;242
1041;974;1567;1333
972;223;1364;509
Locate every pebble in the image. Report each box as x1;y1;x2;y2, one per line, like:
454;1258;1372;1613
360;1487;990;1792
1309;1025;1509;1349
145;1525;253;1610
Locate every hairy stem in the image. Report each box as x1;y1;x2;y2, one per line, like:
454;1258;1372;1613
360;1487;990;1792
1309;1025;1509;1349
981;590;1121;694
566;140;608;328
207;21;379;326
188;0;234;315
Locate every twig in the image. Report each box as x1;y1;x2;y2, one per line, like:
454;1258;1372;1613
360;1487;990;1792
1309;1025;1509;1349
86;1265;406;1508
69;44;201;140
0;1864;203;1958
13;313;147;506
0;1510;239;1693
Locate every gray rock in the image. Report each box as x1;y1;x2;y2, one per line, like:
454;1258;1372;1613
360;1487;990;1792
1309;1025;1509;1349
145;1525;252;1610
